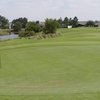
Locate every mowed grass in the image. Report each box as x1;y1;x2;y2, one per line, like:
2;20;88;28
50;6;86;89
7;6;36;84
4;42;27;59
0;28;100;99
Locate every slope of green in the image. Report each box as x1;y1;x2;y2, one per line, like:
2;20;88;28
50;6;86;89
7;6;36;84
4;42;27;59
0;28;100;100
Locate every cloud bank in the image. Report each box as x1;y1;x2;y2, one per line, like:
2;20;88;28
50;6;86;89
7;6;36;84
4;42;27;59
0;0;100;21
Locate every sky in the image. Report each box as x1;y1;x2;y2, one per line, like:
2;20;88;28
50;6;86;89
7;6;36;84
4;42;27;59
0;0;100;21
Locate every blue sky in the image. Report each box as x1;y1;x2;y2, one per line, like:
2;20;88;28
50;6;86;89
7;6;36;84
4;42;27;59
0;0;100;21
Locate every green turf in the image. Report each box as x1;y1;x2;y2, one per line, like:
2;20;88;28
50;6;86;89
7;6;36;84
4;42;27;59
0;28;100;100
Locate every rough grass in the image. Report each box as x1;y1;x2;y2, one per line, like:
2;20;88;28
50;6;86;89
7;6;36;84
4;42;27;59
0;29;10;36
0;28;100;100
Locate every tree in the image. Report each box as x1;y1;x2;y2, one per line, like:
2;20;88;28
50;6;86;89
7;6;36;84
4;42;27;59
12;17;28;29
12;21;22;32
63;17;68;27
0;15;9;29
68;18;73;26
72;16;78;27
25;21;41;33
54;19;60;28
36;20;39;24
86;21;95;27
43;19;58;34
57;17;63;28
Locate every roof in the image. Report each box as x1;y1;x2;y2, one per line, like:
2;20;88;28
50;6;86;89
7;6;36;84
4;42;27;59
78;21;100;26
39;22;45;26
95;21;100;26
78;21;87;25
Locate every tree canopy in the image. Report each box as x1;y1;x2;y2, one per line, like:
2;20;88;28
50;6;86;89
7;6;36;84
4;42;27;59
12;21;22;32
12;17;28;29
0;15;9;29
86;21;95;27
57;16;78;28
25;21;41;33
43;19;59;34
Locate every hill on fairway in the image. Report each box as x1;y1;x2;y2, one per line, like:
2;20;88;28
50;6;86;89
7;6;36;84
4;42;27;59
0;28;100;100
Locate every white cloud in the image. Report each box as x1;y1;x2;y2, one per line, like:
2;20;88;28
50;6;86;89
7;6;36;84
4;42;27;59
0;0;100;21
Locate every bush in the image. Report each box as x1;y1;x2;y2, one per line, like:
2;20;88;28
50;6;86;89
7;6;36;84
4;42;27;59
12;21;22;32
25;22;41;33
43;19;59;34
19;31;35;37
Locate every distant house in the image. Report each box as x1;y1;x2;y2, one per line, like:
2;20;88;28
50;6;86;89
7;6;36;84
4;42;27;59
40;21;100;29
98;22;100;27
95;21;100;27
39;22;45;28
78;21;100;27
68;25;72;29
78;21;87;27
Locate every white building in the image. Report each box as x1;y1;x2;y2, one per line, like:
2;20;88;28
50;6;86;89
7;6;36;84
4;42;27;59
68;25;72;29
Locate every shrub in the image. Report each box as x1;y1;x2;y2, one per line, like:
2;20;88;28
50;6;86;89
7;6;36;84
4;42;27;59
43;19;59;34
12;21;22;32
19;31;35;37
25;22;41;33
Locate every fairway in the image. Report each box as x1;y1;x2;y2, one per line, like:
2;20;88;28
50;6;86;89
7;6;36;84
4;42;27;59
0;28;100;100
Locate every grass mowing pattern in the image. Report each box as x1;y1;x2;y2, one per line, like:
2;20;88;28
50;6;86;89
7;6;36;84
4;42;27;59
0;28;100;99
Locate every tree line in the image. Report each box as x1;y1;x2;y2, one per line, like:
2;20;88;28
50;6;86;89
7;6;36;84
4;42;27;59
0;15;99;37
58;16;79;28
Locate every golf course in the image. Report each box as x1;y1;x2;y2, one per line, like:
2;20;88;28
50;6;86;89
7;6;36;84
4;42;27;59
0;28;100;100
